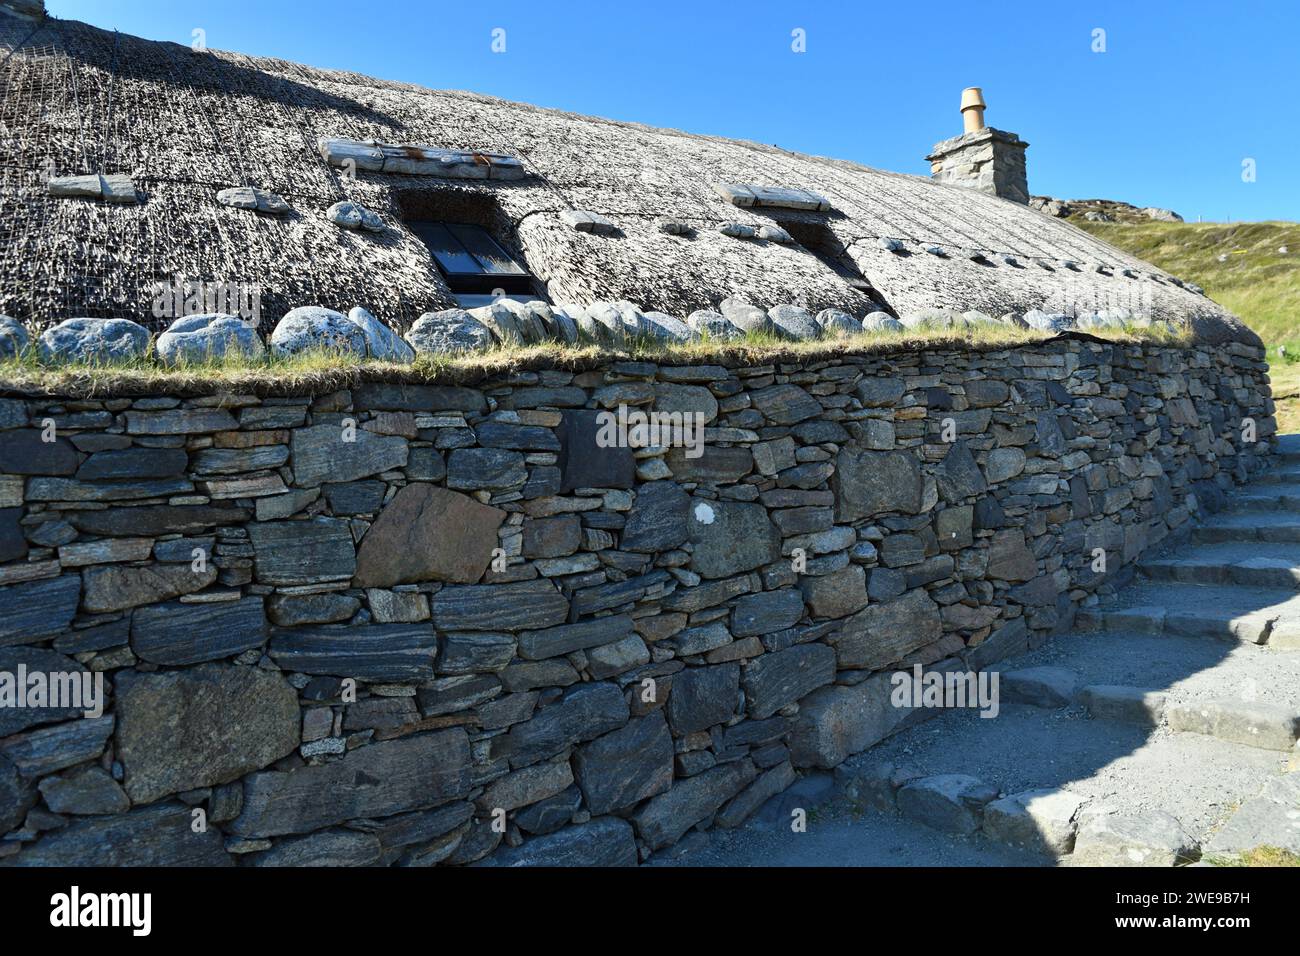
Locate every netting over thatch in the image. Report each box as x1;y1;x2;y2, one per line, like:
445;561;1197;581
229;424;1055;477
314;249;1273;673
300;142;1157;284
0;11;1253;344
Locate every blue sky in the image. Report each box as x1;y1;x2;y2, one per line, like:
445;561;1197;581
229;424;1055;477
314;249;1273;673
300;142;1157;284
49;0;1300;222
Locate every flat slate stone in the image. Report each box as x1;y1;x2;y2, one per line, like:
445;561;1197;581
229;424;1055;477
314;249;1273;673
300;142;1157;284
512;785;582;835
689;499;781;579
0;715;115;778
502;682;630;768
230;730;472;838
439;632;516;675
447;447;528;490
666;663;739;734
191;445;289;476
0;429;79;475
936;441;988;502
291;424;409;488
983;788;1087;856
742;643;836;719
26;476;195;503
248;829;383;867
68;504;250;537
518;615;634;660
830;589;942;670
558;410;635;492
417;674;501;716
0;575;80;646
1205;773;1300;856
431;580;570;632
621;481;690;553
249;517;356;585
36;766;130;816
665;445;754;484
268;624;439;681
115;664;300;803
130;596;269;666
573;711;674;815
476;818;637;867
82;562;218;614
0;507;26;563
986;529;1037;581
717;760;798;828
897;774;999;835
475;422;561;452
834;448;923;520
731;588;804;637
353;383;486;413
8;802;231;867
749;383;822;425
322;480;386;515
631;759;757;850
74;447;189;481
267;592;359;627
354;484;505;587
788;673;901;768
479;760;574;813
124;408;237;435
1071;807;1199;867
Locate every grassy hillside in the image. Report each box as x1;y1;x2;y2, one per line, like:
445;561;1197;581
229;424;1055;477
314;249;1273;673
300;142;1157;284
1073;217;1300;430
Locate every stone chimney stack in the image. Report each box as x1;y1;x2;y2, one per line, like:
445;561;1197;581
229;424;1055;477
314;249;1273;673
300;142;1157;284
927;87;1029;205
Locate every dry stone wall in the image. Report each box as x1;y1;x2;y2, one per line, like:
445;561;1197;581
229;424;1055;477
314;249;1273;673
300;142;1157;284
0;337;1275;866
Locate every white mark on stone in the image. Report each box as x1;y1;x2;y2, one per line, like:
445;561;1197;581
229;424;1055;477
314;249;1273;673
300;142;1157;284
693;502;716;525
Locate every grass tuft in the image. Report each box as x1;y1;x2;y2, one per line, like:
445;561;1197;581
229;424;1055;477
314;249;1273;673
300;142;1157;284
1203;845;1300;867
0;325;1188;399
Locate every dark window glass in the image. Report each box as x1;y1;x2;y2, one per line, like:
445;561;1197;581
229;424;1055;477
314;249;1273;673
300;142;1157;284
408;220;536;297
447;224;526;276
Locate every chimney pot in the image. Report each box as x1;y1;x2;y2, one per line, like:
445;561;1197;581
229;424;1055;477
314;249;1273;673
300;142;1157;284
960;87;987;134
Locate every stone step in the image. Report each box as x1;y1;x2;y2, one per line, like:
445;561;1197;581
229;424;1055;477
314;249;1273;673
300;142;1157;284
1079;684;1167;727
1251;467;1300;485
1080;685;1300;751
1165;698;1300;752
1271;434;1300;459
1076;583;1300;645
1067;806;1201;867
1226;482;1300;512
1139;542;1300;589
1203;772;1300;860
1192;511;1300;544
1000;666;1080;709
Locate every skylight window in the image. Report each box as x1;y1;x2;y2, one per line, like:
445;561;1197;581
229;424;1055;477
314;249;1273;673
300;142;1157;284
408;220;538;307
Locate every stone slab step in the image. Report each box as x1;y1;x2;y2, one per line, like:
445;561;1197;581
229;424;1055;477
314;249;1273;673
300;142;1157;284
1165;698;1300;752
1079;684;1167;727
1068;806;1200;867
1227;482;1300;512
1076;583;1300;645
1140;542;1300;589
1192;511;1300;544
1270;434;1300;461
1203;772;1300;859
1250;467;1300;485
1000;666;1080;708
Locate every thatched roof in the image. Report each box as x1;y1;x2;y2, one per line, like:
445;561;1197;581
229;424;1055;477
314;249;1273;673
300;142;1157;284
0;10;1256;345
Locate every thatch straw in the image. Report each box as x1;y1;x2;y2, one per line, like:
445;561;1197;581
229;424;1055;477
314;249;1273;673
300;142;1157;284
0;12;1252;346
